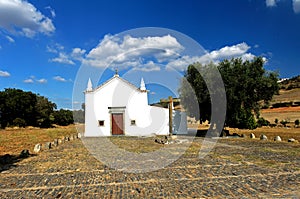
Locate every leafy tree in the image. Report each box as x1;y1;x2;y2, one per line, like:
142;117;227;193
35;95;56;128
257;117;270;127
0;88;56;128
295;119;299;126
53;109;74;126
179;57;279;129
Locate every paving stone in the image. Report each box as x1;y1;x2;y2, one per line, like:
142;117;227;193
0;138;299;198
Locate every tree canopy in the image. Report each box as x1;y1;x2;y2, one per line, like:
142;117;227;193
0;88;76;128
179;57;279;129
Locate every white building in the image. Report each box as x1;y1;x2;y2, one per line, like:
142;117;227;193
84;72;181;136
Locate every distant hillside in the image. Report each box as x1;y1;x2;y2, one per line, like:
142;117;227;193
265;75;300;108
279;75;300;90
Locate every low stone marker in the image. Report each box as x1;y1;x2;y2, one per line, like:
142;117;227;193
33;143;42;153
53;139;59;147
274;136;282;142
58;138;64;144
288;138;296;143
250;133;256;139
43;142;52;150
70;135;74;141
260;134;268;140
19;149;30;158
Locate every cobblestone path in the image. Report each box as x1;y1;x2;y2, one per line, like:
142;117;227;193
0;137;299;198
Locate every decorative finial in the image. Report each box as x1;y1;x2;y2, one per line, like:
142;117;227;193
140;78;146;91
114;68;119;77
87;78;93;92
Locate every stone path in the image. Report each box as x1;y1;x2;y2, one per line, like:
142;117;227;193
0;137;299;198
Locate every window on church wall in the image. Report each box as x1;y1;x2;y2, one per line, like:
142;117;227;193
131;120;136;126
98;120;105;126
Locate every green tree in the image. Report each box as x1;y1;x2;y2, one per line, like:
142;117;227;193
0;88;57;128
53;109;74;126
179;57;279;129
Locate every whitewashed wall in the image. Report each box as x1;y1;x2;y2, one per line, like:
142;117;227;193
84;77;170;136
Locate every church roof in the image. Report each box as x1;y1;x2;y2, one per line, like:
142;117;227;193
92;74;144;93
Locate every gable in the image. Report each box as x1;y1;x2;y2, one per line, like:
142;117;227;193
93;76;142;94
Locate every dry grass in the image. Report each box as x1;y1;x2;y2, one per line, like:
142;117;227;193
261;107;300;123
272;88;300;103
228;126;300;141
0;125;79;156
108;136;165;153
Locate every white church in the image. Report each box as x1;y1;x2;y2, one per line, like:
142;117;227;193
84;71;187;137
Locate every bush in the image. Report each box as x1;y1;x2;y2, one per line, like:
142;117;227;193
12;118;26;127
295;119;300;126
274;118;278;124
280;120;288;127
257;117;270;127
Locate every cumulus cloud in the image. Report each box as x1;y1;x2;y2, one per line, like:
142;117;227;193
0;0;55;38
37;78;47;84
265;0;300;14
50;52;75;65
47;43;64;53
132;61;161;72
23;78;34;83
83;34;184;69
0;70;10;77
71;48;86;61
293;0;300;13
53;75;67;82
166;43;259;71
266;0;277;7
47;44;85;65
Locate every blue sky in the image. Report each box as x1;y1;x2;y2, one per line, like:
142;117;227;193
0;0;300;109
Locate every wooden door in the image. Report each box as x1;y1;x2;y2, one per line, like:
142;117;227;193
112;113;124;135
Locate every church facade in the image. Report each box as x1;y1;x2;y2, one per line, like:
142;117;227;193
84;72;171;136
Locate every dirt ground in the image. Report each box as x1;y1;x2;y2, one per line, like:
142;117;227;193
0;136;299;198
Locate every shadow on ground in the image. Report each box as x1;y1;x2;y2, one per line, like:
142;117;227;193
0;152;36;173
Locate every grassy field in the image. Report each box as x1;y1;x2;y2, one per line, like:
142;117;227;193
272;88;300;103
261;106;300;124
1;122;299;158
0;125;79;156
228;126;300;141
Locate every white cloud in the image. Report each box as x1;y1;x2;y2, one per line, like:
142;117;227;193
47;43;64;53
6;35;15;43
166;43;260;71
293;0;300;13
45;6;56;18
37;78;47;84
132;61;161;72
0;70;10;77
83;34;184;70
53;75;67;82
266;0;277;7
23;78;34;83
71;48;86;61
0;0;55;38
50;52;75;65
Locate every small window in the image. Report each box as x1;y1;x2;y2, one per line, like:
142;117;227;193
131;120;136;126
98;120;105;126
